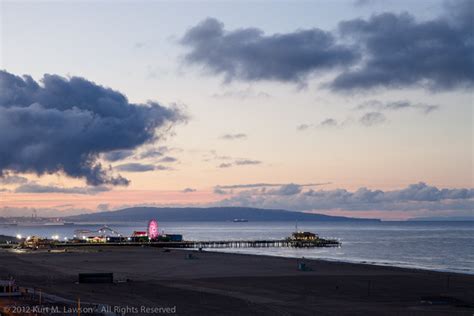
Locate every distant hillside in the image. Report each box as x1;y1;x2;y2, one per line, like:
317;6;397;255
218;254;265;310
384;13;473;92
66;207;380;222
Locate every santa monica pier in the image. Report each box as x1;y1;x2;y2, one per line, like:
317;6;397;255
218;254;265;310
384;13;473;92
4;219;340;250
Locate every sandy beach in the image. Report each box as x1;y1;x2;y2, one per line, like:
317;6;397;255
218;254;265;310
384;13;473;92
0;246;473;315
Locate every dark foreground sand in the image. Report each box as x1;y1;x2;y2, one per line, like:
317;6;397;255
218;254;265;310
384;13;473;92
0;246;473;315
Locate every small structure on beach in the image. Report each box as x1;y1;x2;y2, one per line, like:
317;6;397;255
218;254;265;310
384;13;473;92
0;279;21;297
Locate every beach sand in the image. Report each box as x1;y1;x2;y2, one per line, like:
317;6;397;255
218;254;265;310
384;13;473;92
0;246;473;315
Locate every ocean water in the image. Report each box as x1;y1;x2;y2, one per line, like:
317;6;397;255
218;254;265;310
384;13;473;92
1;221;473;274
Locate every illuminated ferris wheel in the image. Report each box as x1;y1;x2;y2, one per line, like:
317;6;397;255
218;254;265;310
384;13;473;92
147;219;159;240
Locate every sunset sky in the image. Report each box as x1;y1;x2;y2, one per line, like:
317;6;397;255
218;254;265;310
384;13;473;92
0;0;472;220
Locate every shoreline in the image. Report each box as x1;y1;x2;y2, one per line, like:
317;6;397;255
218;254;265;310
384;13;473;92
192;247;474;276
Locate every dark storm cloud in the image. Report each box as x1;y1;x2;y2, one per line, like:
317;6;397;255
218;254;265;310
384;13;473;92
359;112;386;126
356;100;439;114
181;1;473;91
0;71;184;185
332;0;474;91
181;18;359;85
15;183;110;195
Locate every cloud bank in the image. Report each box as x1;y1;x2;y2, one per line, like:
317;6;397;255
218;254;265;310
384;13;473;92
0;71;184;185
216;182;474;212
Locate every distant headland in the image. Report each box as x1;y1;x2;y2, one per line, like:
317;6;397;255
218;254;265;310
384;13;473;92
64;207;381;222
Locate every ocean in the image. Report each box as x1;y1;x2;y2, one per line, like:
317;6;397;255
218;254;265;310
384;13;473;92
2;221;473;274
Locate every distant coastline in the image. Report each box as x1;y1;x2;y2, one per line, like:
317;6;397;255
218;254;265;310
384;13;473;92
64;206;381;223
408;216;474;221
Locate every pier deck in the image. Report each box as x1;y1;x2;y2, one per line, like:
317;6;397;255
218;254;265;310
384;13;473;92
50;239;340;249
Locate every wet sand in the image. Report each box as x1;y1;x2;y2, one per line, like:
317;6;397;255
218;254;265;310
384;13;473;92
0;246;473;315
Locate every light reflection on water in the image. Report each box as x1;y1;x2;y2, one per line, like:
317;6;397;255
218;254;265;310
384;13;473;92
1;221;473;274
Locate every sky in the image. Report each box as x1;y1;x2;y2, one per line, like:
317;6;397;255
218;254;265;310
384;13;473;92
0;0;472;220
